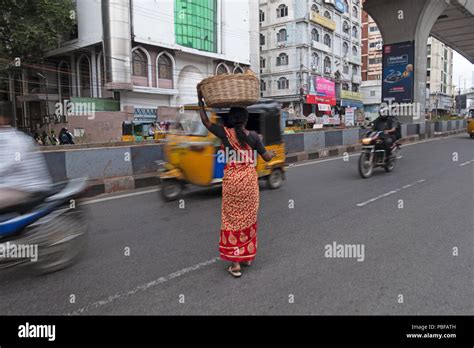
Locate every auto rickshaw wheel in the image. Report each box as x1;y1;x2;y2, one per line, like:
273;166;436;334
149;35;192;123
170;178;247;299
267;169;283;190
161;179;183;202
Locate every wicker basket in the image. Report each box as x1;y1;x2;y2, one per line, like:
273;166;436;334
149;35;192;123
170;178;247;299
198;69;259;108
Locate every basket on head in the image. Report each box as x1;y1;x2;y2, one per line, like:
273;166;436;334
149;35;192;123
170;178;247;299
197;69;259;108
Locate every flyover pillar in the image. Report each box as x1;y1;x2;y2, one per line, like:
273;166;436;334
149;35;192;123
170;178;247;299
364;0;450;125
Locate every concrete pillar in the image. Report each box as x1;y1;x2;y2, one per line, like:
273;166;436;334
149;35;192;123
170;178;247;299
364;0;449;124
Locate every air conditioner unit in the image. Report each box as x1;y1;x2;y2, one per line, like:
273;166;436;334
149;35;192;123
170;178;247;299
325;67;331;74
375;43;382;50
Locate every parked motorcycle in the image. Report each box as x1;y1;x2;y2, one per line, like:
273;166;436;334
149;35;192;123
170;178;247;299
0;178;89;274
358;131;401;178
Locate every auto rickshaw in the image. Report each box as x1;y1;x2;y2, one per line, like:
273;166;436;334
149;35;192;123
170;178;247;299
157;99;286;201
467;109;474;138
121;121;156;142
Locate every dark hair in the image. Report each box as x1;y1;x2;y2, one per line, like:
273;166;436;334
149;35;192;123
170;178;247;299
228;107;249;147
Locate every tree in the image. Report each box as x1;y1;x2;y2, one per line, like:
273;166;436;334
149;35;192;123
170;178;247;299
0;0;75;71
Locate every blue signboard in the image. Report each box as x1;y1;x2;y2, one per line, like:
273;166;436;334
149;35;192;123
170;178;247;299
382;41;415;103
334;0;347;13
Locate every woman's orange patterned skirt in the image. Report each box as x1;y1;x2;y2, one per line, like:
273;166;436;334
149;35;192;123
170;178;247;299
219;164;259;262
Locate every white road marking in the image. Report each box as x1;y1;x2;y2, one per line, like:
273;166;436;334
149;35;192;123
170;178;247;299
459;160;474;167
356;179;426;207
82;188;160;205
68;257;220;315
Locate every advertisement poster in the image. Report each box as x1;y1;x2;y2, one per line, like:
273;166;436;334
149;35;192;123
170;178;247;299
306;76;336;106
345;107;355;126
382;41;415;103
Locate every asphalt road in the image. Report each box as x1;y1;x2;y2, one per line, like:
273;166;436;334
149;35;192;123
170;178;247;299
1;134;473;315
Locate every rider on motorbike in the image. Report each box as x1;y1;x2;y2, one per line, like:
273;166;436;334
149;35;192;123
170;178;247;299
372;110;397;160
0;114;52;210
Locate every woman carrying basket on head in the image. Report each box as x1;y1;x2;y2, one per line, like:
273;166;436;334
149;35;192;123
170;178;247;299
197;89;276;278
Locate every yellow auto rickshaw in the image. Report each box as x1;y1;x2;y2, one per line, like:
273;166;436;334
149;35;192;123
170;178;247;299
158;100;286;201
121;121;156;142
467;109;474;138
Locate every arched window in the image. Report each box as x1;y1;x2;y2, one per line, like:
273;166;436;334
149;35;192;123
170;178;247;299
277;4;288;18
259;10;265;22
342;82;349;90
58;61;71;101
216;63;229;75
324;56;331;73
324;34;331;47
260;57;266;69
352;6;358;18
342;42;349;55
260;79;266;91
277;77;289;89
344;0;349;12
277;28;287;42
157;53;173;89
352;45;358;56
352;26;358;38
132;49;147;77
342;21;350;34
311;4;319;13
311;52;320;68
77;55;91;97
324;10;331;19
311;28;319;42
233;66;244;74
276;53;289;66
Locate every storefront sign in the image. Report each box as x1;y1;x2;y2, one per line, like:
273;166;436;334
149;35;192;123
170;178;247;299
340;90;363;101
134;108;157;121
382;41;415;103
307;76;336;106
334;0;347;13
310;11;336;31
345;107;355;126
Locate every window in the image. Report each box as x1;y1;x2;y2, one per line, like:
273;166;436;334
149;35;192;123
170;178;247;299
260;34;265;45
352;83;359;92
369;25;379;32
369;57;382;65
352;26;358;38
344;0;349;12
427;44;431;55
77;55;91;97
277;28;287;42
58;62;71;101
216;63;229;75
233;66;244;74
352;45;358;56
342;82;349;90
352;65;358;75
260;57;266;69
311;52;320;67
132;50;147;77
324;56;331;72
276;53;289;66
343;65;349;74
352;6;358;18
158;54;172;80
324;11;331;19
370;90;376;96
277;77;289;89
175;0;217;53
427;57;431;68
259;10;265;22
311;4;319;13
277;4;288;18
342;21;350;34
260;79;266;91
311;28;319;42
324;34;331;47
342;42;349;55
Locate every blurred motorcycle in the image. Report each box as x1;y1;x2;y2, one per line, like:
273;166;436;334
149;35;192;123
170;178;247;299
0;178;89;274
358;131;401;178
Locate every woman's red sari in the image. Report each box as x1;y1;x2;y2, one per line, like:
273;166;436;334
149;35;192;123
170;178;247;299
219;127;259;262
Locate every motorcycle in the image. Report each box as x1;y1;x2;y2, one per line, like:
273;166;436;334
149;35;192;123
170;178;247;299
358;131;401;178
0;178;89;274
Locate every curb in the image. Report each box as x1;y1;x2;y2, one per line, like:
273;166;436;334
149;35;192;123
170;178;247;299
83;129;467;198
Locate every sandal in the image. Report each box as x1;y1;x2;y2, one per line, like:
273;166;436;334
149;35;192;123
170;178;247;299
228;265;242;278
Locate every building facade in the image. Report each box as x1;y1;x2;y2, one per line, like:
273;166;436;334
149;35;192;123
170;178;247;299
259;0;363;120
8;0;258;134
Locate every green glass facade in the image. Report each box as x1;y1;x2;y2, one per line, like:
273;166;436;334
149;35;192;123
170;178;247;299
175;0;217;53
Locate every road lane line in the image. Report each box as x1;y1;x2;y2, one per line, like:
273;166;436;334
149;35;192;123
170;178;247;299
83;188;160;205
459;160;474;167
68;257;220;315
356;179;426;207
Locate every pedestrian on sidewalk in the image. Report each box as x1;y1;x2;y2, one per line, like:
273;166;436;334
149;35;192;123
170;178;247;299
197;89;275;277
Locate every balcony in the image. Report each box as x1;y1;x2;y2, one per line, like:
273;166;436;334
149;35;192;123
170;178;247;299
349;55;361;65
352;75;361;84
312;40;331;53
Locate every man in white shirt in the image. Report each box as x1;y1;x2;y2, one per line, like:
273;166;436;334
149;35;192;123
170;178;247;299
0;114;53;210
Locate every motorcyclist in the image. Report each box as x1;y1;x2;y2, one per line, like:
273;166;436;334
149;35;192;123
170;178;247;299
0;114;53;210
372;110;397;159
59;127;74;145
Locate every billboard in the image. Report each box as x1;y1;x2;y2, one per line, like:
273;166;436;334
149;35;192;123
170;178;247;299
382;41;415;103
306;76;336;106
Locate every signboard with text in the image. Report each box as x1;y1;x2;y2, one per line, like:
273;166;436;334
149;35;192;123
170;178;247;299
382;41;415;103
306;76;336;106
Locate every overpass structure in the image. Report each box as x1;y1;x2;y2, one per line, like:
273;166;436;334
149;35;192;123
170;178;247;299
364;0;474;124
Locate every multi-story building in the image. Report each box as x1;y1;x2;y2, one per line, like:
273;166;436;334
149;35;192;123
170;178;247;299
7;0;259;134
259;0;363;119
